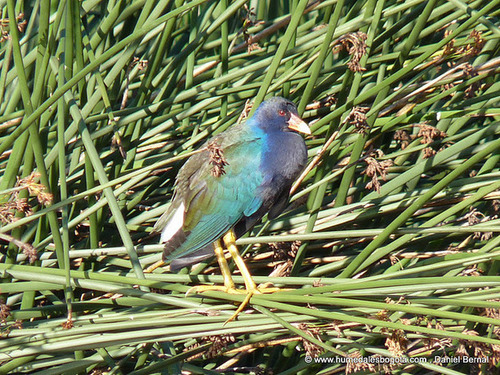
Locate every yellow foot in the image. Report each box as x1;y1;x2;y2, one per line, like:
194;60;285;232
185;284;244;296
185;284;283;297
144;260;165;273
186;284;286;323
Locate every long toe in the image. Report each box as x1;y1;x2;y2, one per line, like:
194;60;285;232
185;283;288;323
185;284;254;296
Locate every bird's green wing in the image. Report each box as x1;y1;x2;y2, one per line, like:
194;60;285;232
160;126;265;261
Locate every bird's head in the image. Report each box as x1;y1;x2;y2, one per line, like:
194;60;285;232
250;97;311;135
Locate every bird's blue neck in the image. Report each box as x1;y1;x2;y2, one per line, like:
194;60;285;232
243;118;306;182
260;129;307;182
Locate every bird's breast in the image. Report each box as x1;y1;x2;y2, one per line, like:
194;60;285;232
261;132;307;181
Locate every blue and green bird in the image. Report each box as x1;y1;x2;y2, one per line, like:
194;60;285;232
154;97;310;315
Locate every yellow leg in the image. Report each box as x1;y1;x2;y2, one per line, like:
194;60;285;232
221;229;282;322
186;239;238;295
213;239;235;289
223;230;257;291
187;229;283;323
222;229;281;293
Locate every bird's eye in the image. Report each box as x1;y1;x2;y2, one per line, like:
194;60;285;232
278;109;286;116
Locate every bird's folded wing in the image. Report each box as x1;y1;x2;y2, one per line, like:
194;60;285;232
162;135;265;261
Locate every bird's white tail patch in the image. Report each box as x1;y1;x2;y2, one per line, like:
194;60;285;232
160;202;185;243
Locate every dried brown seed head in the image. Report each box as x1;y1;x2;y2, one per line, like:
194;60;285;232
333;32;368;72
207;141;229;177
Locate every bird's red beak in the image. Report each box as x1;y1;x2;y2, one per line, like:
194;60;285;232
287;113;311;135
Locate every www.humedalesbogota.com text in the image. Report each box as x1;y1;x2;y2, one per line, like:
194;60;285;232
308;356;489;365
